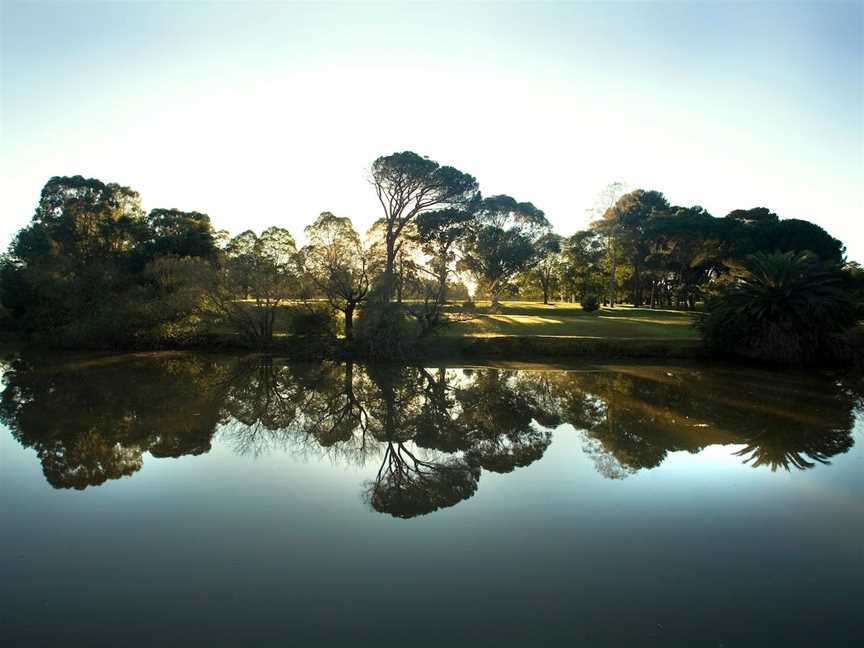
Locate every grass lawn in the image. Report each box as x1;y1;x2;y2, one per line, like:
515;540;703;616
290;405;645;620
206;299;700;343
441;301;698;340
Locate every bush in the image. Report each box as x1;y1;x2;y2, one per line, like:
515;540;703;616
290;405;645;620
581;294;600;313
286;306;337;339
355;300;415;360
698;251;858;366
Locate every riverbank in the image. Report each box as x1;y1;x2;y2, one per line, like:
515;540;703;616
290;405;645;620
2;299;860;366
1;330;705;360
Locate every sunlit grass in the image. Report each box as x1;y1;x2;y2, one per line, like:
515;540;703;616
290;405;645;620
443;301;698;339
205;299;700;341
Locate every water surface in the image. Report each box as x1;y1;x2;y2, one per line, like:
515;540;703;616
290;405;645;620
2;352;862;646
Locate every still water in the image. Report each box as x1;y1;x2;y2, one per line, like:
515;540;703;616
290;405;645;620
1;352;862;646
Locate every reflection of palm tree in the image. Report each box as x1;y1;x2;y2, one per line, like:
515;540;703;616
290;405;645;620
734;428;855;471
365;442;479;518
544;366;861;477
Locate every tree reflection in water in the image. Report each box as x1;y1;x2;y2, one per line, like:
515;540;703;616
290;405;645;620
365;442;480;518
1;353;860;515
0;353;232;489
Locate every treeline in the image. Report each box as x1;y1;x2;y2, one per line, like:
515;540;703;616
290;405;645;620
536;189;848;309
0;152;861;362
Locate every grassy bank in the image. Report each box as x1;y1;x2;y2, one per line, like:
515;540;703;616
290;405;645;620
0;300;706;360
441;301;698;340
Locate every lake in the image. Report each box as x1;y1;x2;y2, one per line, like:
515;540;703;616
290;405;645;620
1;352;862;646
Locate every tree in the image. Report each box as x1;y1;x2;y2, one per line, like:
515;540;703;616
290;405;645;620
560;229;605;302
21;175;145;264
586;183;628;307
762;219;845;262
0;176;229;346
412;206;475;303
646;205;723;309
223;229;259;299
142;208;217;261
722;208;844;263
370;151;478;300
0;176;149;343
202;228;299;346
303;212;371;341
594;189;670;306
258;226;299;269
472;194;549;233
725;207;778;226
460;227;536;307
698;251;858;365
530;233;563;304
459;195;550;307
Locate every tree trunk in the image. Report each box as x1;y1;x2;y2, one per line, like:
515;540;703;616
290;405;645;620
607;234;617;308
344;302;355;341
490;284;500;309
383;232;397;302
344;361;356;407
437;266;448;305
396;249;404;304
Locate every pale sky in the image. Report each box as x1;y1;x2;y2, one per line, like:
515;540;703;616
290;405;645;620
2;1;862;259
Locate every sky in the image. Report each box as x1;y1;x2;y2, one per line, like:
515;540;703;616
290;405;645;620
1;1;862;260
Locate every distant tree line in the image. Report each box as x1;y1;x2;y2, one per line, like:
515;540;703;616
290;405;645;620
0;152;860;362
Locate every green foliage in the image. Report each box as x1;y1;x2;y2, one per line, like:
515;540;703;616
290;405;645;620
560;230;605;301
459;197;546;306
142;208;217;261
354;297;415;360
302;212;370;340
285;306;337;339
473;194;550;233
724;209;844;263
698;252;858;365
0;176;218;347
370;151;479;300
529;232;563;303
201;229;300;347
581;293;600;313
1;170;856;366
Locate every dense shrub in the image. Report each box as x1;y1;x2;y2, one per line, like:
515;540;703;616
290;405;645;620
355;300;415;359
285;306;337;339
698;251;858;366
581;293;600;313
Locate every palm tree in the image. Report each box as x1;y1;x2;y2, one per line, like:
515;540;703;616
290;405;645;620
699;251;857;365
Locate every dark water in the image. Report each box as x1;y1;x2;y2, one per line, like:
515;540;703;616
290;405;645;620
1;352;862;647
